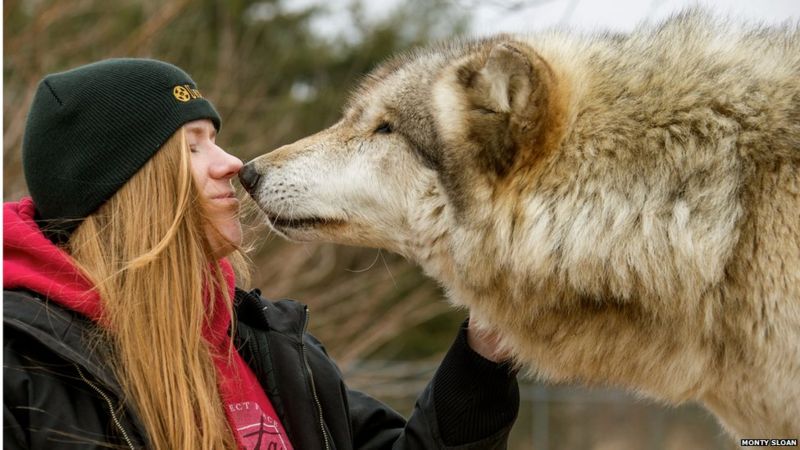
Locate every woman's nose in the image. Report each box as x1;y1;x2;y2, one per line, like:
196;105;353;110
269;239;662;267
213;147;243;179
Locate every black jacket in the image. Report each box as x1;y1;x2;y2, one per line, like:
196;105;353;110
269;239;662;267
4;288;519;449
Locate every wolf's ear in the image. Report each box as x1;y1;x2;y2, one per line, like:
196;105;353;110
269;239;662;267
449;41;553;177
469;43;536;115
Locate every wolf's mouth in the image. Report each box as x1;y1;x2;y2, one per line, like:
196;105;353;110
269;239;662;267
268;215;344;229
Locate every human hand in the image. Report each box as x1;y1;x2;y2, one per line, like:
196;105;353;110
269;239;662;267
466;316;511;363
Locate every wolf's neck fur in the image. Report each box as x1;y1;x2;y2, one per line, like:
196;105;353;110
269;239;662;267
407;22;800;437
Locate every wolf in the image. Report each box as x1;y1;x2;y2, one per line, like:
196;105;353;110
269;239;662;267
240;10;800;439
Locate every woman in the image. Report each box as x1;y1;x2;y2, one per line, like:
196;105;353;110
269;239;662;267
3;58;519;449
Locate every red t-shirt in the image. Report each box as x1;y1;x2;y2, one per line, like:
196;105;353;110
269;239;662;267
217;351;294;450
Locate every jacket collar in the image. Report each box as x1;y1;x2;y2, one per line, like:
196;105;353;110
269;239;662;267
233;288;308;337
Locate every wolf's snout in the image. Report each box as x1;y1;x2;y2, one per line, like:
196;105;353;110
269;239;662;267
238;163;262;193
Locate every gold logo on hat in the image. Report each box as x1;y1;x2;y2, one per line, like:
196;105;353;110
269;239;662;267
173;85;204;102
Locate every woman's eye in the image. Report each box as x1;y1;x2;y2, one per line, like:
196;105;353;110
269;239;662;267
374;122;392;134
189;145;198;153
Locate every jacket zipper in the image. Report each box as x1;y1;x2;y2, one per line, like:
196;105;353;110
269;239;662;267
301;306;331;450
75;364;136;450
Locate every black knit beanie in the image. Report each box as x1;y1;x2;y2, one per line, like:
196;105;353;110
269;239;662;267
22;58;221;242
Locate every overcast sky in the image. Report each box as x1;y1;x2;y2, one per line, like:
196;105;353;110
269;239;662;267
465;0;800;35
287;0;800;42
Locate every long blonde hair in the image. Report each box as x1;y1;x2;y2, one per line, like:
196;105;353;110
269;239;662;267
68;128;249;450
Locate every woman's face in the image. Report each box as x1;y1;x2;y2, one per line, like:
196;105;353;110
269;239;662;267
185;119;243;258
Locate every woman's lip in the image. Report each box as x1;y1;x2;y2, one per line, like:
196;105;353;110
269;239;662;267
211;192;237;200
210;194;239;207
213;197;239;203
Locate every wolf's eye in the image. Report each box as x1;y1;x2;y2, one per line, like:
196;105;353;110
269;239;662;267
374;122;393;134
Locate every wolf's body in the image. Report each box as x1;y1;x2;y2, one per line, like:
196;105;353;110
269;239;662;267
242;10;800;439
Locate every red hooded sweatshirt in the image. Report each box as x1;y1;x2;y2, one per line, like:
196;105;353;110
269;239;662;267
4;198;293;450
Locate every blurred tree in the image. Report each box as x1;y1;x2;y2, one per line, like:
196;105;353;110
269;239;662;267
4;0;470;369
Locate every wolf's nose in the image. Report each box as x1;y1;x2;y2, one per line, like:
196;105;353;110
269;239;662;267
239;163;262;193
